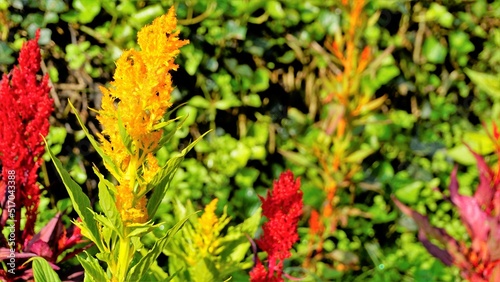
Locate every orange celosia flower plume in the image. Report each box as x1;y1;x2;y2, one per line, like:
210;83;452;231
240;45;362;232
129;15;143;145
96;7;188;225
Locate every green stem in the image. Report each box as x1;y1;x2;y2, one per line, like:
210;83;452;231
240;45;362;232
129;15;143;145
116;236;131;281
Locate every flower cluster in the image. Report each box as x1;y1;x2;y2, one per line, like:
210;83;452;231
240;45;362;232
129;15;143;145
0;30;84;282
165;197;261;281
0;30;53;246
96;7;188;225
394;142;500;281
194;198;225;256
250;171;303;282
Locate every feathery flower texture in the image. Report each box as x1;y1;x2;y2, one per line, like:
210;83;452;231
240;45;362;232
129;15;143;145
195;198;224;255
250;171;303;282
0;30;53;246
186;198;230;265
96;7;188;224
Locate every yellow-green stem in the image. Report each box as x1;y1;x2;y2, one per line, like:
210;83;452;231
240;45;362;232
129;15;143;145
116;236;131;281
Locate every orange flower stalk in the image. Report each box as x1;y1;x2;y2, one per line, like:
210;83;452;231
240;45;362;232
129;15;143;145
96;7;188;225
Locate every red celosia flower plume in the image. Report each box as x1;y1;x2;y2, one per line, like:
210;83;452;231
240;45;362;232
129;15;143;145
250;171;303;282
0;29;53;247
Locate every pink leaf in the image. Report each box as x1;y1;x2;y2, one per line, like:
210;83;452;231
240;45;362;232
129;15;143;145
449;167;489;241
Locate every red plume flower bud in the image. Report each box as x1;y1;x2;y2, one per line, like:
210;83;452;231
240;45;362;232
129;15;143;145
250;171;303;281
0;29;53;245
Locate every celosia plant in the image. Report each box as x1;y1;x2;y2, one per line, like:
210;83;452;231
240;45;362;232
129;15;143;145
0;30;52;245
95;5;188;225
393;135;500;281
45;7;205;281
0;30;84;281
250;171;303;282
165;198;260;281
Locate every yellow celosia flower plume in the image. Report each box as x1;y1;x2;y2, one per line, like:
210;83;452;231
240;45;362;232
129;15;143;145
193;198;230;257
96;7;188;225
199;198;220;238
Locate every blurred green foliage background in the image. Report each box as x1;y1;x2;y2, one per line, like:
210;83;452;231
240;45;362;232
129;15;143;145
2;0;500;281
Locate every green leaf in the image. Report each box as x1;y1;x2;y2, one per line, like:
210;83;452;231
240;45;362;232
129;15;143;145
243;94;262;107
266;1;285;19
214;99;242;110
222;208;261;263
422;36;447;64
130;4;165;27
44;138;104;252
182;44;203;76
157;116;187;150
394;181;424;204
126;222;155;238
225;20;247;40
147;131;210;217
68;101;121;178
251;68;270;92
463;131;495;154
449;31;474;55
43;0;67;13
94;167;123;235
73;0;101;24
152;116;182;131
176;106;197;127
77;253;109;282
278;149;315;167
0;42;15;64
117;110;134;155
465;68;500;99
191;258;218;282
127;215;192;281
426;3;454;28
188;96;211;109
31;257;62;282
277;50;295;64
345;148;375;163
375;65;400;86
447;144;477;166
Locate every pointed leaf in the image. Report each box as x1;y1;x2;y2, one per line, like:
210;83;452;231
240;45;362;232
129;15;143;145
392;196;456;247
465;68;500;99
117;109;134;155
147;132;210;217
127;215;193;281
68;100;121;178
28;213;61;246
418;230;453;266
94;167;123;234
44;139;104;252
77;253;108;282
126;222;155;238
359;95;387;114
31;257;62;282
152;115;183;131
191;257;217;281
449;167;489;241
278;149;315;167
465;144;495;208
157;116;187;149
345;148;375;163
222;208;261;263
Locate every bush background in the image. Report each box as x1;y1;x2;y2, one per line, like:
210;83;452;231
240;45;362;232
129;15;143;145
1;0;500;281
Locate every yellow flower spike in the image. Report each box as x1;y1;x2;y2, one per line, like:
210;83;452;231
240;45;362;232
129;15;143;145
96;6;188;226
142;153;160;184
195;199;220;255
200;198;219;235
115;183;149;224
97;6;188;159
